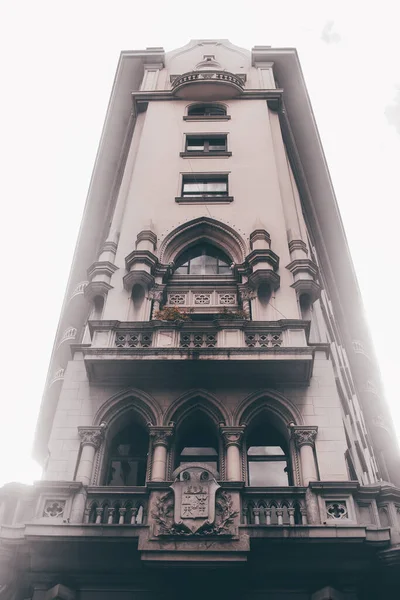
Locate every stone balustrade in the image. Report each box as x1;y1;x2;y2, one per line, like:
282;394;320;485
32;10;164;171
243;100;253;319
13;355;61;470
84;490;148;525
242;489;307;526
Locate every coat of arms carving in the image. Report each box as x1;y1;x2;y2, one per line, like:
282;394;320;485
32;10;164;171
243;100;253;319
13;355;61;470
151;465;238;536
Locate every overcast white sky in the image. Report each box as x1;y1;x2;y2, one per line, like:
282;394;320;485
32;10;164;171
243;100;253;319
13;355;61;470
1;0;399;486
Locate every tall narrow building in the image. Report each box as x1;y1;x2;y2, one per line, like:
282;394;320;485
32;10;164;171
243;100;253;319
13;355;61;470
1;40;400;600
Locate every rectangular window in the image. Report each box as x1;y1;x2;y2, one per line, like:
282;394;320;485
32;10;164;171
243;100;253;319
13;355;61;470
186;135;227;154
182;174;228;197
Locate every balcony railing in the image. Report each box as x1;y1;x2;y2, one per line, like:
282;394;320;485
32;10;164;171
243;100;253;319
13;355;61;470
242;489;307;526
171;70;244;99
84;489;148;525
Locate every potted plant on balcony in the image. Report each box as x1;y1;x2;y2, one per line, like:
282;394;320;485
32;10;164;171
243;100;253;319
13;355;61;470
213;307;249;328
153;306;192;325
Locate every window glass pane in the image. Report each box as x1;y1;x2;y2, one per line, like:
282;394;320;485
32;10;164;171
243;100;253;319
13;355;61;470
218;264;231;274
175;264;189;274
187;138;205;151
204;255;218;274
109;460;142;486
208;138;226;151
188;255;203;274
248;460;288;486
181;447;218;456
248;446;285;456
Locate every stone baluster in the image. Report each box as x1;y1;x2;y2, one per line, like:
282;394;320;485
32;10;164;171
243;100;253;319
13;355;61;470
291;426;318;486
148;425;174;481
288;507;295;526
95;507;103;524
265;507;272;525
220;426;246;482
253;507;261;525
301;506;308;525
70;426;105;524
107;507;115;524
242;508;248;525
276;508;284;525
131;507;138;525
119;507;126;525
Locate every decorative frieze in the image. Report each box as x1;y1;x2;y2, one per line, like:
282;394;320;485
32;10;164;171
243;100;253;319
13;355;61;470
194;293;211;305
78;427;105;450
179;332;217;348
245;332;283;348
115;332;152;348
218;293;236;305
168;293;186;305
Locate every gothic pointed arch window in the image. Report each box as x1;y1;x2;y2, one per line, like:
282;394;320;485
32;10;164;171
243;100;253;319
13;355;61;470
246;418;291;486
174;243;232;276
106;421;149;486
175;411;219;473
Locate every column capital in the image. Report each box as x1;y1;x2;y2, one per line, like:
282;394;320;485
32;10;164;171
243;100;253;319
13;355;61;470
238;285;256;301
148;425;174;447
148;285;165;302
78;426;105;450
291;425;318;449
220;426;246;448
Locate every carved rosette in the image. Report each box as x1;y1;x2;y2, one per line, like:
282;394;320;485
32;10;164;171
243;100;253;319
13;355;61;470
291;426;318;449
78;427;105;450
148;426;174;448
220;427;246;448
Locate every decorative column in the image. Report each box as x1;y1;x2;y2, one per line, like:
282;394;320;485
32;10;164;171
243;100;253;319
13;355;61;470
148;286;165;319
148;425;174;482
291;426;318;486
238;285;256;317
220;427;246;482
70;426;105;524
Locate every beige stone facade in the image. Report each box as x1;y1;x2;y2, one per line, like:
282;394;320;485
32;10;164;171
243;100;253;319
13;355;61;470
1;40;400;600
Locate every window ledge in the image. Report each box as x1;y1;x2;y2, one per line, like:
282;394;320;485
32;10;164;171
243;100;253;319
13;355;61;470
175;196;234;204
180;151;232;158
183;115;231;121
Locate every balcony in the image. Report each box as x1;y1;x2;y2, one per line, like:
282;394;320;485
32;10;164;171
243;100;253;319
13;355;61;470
171;70;244;100
83;319;314;384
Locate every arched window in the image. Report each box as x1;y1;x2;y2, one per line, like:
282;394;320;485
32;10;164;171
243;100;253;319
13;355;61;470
187;104;227;117
175;412;219;472
174;243;232;275
247;420;291;486
106;422;148;486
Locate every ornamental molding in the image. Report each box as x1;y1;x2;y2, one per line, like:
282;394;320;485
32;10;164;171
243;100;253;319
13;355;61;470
136;229;157;250
84;281;113;302
238;285;256;301
123;270;154;293
78;426;105;449
148;425;174;447
291;426;318;448
148;285;166;302
220;426;246;447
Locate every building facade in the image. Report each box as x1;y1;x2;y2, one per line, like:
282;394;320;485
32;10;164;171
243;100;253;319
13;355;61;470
1;39;400;600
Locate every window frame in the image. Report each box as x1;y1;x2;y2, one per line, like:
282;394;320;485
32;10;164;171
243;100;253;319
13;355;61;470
247;445;291;487
184;103;231;121
176;173;233;204
180;134;231;158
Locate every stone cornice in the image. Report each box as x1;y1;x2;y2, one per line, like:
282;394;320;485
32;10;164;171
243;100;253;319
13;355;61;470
135;230;157;249
286;258;318;278
87;261;118;281
246;249;279;270
125;249;158;271
84;281;113;302
123;270;154;292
